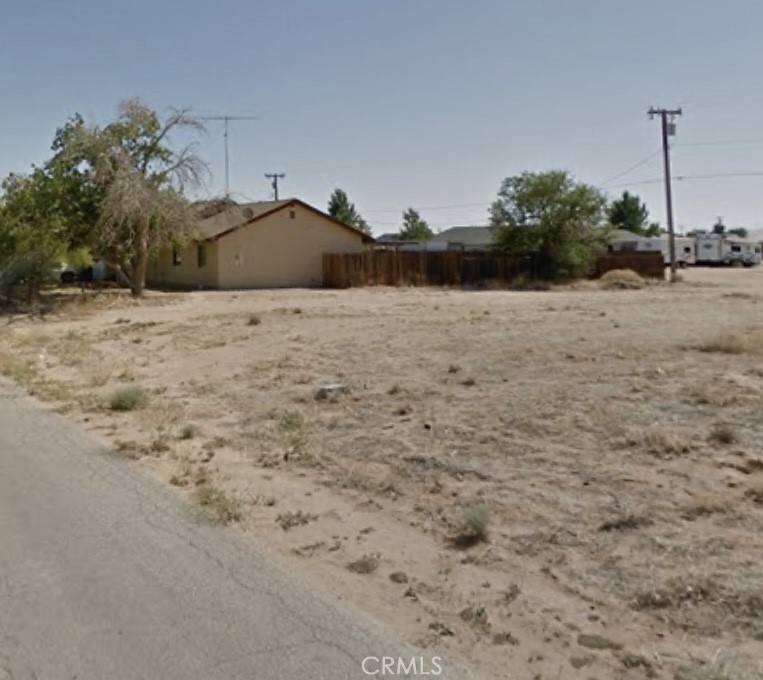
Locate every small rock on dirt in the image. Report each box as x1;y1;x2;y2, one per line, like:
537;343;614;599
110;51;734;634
389;571;409;584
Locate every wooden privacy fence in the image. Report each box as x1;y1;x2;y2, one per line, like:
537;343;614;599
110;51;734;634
323;251;549;288
323;250;665;288
593;252;665;280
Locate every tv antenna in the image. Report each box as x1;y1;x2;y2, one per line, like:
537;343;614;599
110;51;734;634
200;114;259;198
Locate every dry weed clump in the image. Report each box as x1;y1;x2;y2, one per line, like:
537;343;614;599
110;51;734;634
681;494;732;520
179;423;201;440
194;485;242;525
109;385;148;411
276;510;317;531
675;657;753;680
346;553;380;574
633;577;763;636
695;328;763;355
637;428;692;457
744;476;763;505
0;353;37;385
689;383;745;407
453;503;490;547
708;423;736;446
598;514;654;532
598;269;646;290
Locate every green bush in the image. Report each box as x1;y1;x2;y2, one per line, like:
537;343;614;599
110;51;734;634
455;503;490;546
109;386;148;411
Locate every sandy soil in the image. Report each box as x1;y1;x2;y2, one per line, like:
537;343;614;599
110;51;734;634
2;268;763;680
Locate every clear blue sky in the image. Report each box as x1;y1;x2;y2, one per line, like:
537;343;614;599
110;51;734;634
3;0;763;235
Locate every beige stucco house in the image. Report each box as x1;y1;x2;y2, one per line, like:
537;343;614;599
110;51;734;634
149;198;373;289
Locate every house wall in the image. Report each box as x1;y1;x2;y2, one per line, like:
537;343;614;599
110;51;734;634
216;204;366;288
149;241;220;288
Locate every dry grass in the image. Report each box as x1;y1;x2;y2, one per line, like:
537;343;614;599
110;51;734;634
0;354;37;385
689;383;745;407
695;328;763;355
598;269;646;290
637;427;692;457
674;657;752;680
3;273;763;679
276;510;317;531
681;494;733;520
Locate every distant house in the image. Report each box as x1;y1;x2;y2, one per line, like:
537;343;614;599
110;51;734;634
149;198;373;289
605;229;643;251
430;226;493;251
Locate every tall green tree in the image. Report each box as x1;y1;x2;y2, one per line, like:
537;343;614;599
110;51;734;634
490;170;608;280
327;188;370;235
52;99;208;296
607;191;660;237
399;207;433;241
0;170;69;302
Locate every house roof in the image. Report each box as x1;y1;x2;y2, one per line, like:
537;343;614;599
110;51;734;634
608;229;643;242
195;199;375;243
431;226;493;246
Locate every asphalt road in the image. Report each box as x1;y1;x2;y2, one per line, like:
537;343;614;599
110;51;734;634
0;382;473;680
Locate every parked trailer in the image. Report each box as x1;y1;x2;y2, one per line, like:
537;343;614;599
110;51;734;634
725;239;762;266
695;234;762;266
635;236;695;267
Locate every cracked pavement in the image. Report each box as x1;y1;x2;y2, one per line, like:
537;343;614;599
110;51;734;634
0;382;473;680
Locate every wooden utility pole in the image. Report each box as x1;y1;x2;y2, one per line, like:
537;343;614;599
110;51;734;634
648;107;682;282
265;173;285;201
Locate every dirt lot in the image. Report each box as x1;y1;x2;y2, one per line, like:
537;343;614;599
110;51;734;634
2;268;763;680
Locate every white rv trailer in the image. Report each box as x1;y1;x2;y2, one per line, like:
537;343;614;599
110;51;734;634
695;233;762;266
725;238;762;266
635;236;696;267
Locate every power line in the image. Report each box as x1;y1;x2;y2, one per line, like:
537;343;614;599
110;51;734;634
610;169;763;189
677;137;763;147
363;201;488;214
599;149;663;187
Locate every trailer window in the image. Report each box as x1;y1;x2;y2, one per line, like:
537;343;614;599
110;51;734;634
684;246;691;254
731;245;742;253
